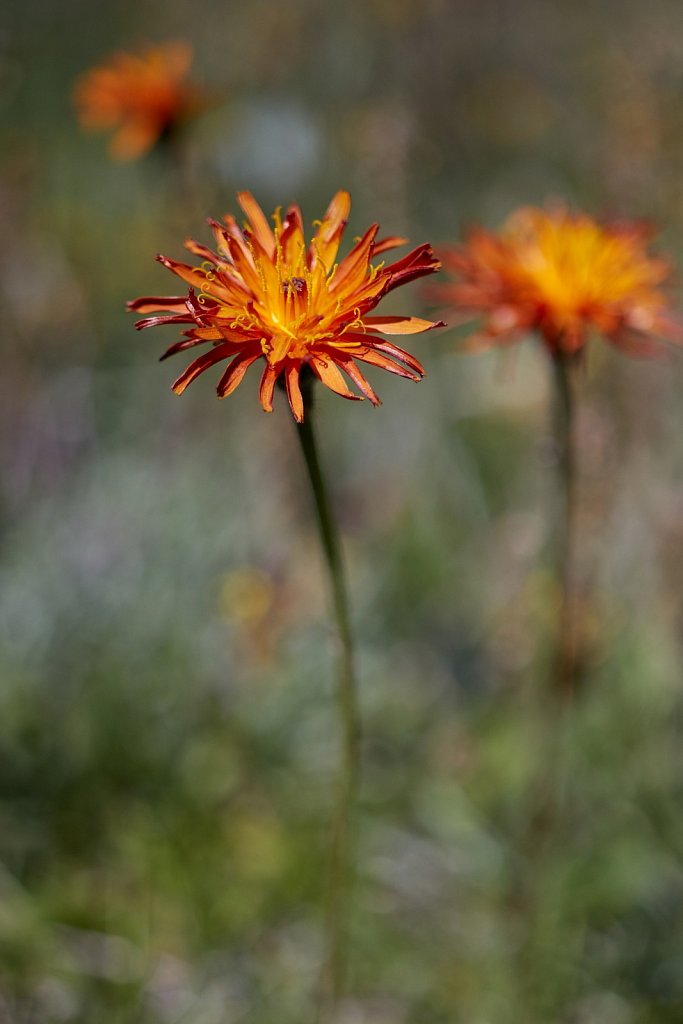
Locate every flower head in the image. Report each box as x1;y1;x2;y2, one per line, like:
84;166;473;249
129;191;442;421
433;206;680;357
73;41;204;160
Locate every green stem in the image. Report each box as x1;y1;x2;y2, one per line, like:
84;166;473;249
512;350;582;1016
294;380;360;1016
552;350;580;700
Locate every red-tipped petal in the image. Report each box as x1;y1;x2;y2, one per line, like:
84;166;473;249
310;356;363;402
127;295;189;314
329;356;381;406
310;191;351;270
160;336;213;361
134;311;196;331
330;224;379;293
172;344;232;394
217;352;261;397
372;235;408;256
340;334;425;377
363;315;444;335
157;254;216;294
237;191;276;256
279;204;306;263
259;363;279;413
221;231;264;296
385;244;441;292
353;346;423;381
371;339;426;377
284;363;305;422
184;238;221;263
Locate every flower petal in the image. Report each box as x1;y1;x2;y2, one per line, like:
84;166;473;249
372;235;408;256
220;227;265;296
127;295;189;314
172;344;232;394
160;336;213;361
385;244;441;292
285;363;305;422
370;339;426;376
184;238;221;263
109;118;159;161
310;191;351;271
157;254;217;295
134;311;196;331
340;335;425;377
259;362;280;413
310;355;363;402
217;352;262;397
237;192;276;257
324;355;380;406
187;327;223;341
279;204;306;264
363;315;444;335
329;224;379;294
353;345;423;381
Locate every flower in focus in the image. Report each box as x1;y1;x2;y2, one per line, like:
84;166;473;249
73;41;204;160
432;205;680;357
128;191;443;421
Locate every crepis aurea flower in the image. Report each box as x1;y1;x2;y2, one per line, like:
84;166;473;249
432;205;681;357
73;41;204;161
128;191;443;421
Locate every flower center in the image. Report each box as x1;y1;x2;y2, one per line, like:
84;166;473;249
282;276;306;297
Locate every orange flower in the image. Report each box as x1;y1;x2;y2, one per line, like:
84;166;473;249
73;42;204;160
433;206;680;357
128;191;443;421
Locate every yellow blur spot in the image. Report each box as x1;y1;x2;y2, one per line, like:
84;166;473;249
219;567;273;625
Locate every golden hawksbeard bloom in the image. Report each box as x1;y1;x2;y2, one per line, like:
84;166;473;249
432;206;681;357
73;41;204;161
128;191;443;421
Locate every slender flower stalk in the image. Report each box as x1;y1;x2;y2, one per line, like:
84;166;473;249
293;376;360;1012
433;204;682;1013
552;349;581;698
509;348;581;1010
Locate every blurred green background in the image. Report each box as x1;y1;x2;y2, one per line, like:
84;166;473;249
3;1;683;1021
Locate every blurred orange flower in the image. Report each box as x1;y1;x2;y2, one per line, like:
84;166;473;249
433;206;680;357
73;41;204;160
129;191;442;421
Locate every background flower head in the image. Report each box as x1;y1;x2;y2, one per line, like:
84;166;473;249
129;191;443;421
73;41;205;160
433;206;681;357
